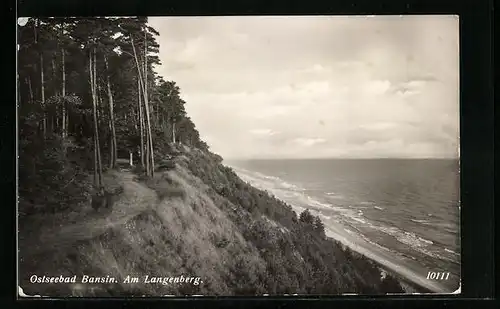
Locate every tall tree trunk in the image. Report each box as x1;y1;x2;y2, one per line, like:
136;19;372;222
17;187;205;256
137;77;145;168
172;121;176;144
51;57;57;96
163;114;168;140
143;31;155;176
104;54;117;169
41;53;46;139
133;105;138;131
90;48;102;188
51;57;57;134
62;48;66;139
90;50;98;187
154;100;158;127
27;76;34;104
131;36;154;177
94;135;98;186
108;116;113;168
95;50;103;184
63;49;69;139
33;18;44;137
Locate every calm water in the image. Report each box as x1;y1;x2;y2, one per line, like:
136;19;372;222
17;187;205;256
227;159;460;292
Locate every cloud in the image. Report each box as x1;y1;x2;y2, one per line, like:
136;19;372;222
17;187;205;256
148;16;459;159
364;80;392;95
293;138;327;147
249;129;278;136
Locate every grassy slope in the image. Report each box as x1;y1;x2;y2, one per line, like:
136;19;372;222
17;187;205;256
19;146;406;297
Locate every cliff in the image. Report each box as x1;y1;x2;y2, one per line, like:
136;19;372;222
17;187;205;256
19;145;406;297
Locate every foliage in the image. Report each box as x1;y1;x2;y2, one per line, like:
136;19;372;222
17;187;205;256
18;17;406;296
144;173;186;201
18;134;93;217
181;149;405;294
18;17;206;216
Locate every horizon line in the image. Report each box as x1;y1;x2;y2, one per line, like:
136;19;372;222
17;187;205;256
223;157;460;161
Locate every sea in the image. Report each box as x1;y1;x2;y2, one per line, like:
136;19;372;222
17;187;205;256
225;158;460;294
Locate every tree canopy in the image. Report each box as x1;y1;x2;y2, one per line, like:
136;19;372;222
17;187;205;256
18;17;208;216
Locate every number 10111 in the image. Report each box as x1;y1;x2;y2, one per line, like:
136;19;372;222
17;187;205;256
426;271;450;280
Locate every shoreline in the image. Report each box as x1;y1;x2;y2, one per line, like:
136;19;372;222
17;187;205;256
323;225;456;294
230;167;458;294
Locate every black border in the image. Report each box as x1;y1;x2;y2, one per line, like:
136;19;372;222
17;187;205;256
8;0;495;308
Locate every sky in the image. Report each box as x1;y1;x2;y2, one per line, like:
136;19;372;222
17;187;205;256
148;15;459;159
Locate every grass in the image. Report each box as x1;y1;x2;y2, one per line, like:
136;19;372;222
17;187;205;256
19;146;407;297
179;147;406;295
143;172;187;201
20;166;267;296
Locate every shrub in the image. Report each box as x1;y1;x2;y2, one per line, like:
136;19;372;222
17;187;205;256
18;134;92;217
156;159;176;171
299;209;314;224
180;149;406;294
144;175;186;201
380;274;405;293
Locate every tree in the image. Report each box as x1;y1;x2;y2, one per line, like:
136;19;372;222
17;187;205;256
299;209;315;225
89;47;103;188
313;216;326;237
18;16;209;215
104;54;117;168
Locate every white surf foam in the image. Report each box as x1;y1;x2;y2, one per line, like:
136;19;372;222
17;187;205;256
233;165;456;293
411;219;430;224
445;248;459;256
323;226;449;293
351;217;367;224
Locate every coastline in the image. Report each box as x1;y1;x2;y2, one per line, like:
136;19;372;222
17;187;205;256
324;221;455;294
230;166;458;294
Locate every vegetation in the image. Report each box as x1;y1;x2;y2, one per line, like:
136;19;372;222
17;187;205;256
18;17;206;218
181;149;405;294
18;17;405;296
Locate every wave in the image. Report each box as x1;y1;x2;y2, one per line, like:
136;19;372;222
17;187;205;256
320;214;332;220
325;192;345;199
355;229;396;254
411;219;430;224
349;205;368;209
369;224;440;258
418;237;434;245
351;217;367;224
235;168;341;214
445;248;459;256
305;196;332;209
396;232;434;250
234;167;305;193
234;165;454;268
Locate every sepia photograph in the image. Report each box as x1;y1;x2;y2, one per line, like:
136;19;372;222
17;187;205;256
17;15;460;297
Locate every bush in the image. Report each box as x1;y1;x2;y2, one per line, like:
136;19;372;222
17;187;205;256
181;149;406;294
380;274;404;293
144;175;186;201
156;159;176;171
299;209;314;224
18;134;92;217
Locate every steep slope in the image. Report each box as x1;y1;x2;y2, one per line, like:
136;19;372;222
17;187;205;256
19;147;405;297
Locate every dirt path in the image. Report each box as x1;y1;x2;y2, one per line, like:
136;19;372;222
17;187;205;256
20;170;158;257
